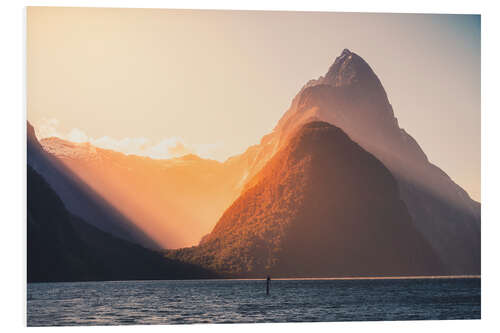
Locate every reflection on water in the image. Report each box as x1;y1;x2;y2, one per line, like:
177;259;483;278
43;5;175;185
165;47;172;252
27;278;480;326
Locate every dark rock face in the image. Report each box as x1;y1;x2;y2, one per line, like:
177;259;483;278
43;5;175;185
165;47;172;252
169;122;444;278
27;164;215;282
28;164;92;282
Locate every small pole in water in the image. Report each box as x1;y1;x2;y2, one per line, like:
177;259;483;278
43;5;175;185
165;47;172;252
266;275;271;295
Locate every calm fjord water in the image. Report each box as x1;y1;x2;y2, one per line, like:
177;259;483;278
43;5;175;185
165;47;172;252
27;278;480;326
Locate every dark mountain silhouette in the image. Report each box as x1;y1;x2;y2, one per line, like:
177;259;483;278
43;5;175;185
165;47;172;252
167;122;444;278
226;49;480;275
27;122;159;249
27;164;215;282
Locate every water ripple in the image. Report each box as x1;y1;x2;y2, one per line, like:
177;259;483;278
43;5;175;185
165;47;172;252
27;278;480;326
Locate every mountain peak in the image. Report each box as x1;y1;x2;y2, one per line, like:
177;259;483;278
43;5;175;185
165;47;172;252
341;48;352;56
323;49;379;89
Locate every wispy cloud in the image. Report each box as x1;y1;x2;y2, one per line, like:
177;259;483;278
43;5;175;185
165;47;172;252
36;118;62;139
34;118;221;160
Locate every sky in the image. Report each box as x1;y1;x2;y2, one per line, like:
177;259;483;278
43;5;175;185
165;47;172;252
27;7;481;201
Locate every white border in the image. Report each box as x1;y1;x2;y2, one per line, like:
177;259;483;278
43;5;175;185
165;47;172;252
18;0;485;13
2;0;499;332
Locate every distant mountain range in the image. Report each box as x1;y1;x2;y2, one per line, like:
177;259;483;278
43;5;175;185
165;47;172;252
39;135;244;249
28;48;480;280
28;122;159;249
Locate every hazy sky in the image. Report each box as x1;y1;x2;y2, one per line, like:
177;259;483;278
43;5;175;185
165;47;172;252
27;7;480;201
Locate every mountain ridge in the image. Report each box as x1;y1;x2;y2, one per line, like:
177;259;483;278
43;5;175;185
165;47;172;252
27;122;159;249
36;129;245;248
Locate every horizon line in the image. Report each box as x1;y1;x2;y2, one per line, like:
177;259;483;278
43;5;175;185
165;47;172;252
27;275;481;284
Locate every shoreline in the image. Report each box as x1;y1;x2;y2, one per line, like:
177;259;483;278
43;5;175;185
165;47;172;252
27;275;481;284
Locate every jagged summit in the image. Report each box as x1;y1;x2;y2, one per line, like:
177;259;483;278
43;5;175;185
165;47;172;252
323;49;383;90
274;49;395;149
342;48;352;55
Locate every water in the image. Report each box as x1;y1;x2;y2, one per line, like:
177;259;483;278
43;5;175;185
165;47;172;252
27;278;480;326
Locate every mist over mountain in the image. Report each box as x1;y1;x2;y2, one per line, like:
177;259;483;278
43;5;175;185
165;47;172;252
226;49;480;274
167;121;443;277
27;122;158;249
39;135;244;249
27;164;215;282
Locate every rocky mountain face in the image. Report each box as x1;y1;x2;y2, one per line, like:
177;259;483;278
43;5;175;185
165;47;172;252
225;49;480;274
167;122;444;277
28;164;215;282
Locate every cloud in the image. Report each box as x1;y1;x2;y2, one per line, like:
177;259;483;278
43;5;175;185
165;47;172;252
36;118;61;139
33;118;221;160
67;128;89;143
136;137;218;160
91;136;150;156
